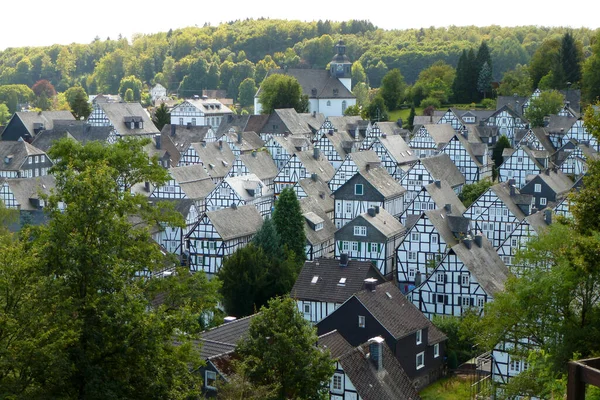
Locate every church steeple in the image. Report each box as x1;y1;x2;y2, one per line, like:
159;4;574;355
330;40;352;90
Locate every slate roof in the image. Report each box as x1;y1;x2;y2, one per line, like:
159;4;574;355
238;150;278;182
167;165;215;199
420;124;456;147
545;115;577;135
206;204;263;241
291;258;386;304
1;175;56;210
0;141;46;171
244;114;270;134
496;96;528;115
296;149;336;182
32;121;112;152
96;102;159;136
317;126;357;158
319;331;421;400
160;124;213;166
413;115;441;125
376;121;411;141
198;314;259;358
224;174;267;202
354;281;446;344
7;110;75;139
273;108;315;136
299;112;326;133
184;98;233;115
424;180;467;215
425;209;470;246
260;69;354;99
490;182;531;221
270;133;311;154
376;135;418;165
189;140;235;180
359;208;405;238
222;129;264;152
529;169;574;196
297;175;334;214
360;166;406;199
450;234;510;296
421;153;466;188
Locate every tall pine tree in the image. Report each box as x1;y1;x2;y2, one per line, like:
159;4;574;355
560;32;583;88
475;41;493;100
452;50;469;104
272;187;306;265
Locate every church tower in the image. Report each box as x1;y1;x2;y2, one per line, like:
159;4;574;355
330;40;352;91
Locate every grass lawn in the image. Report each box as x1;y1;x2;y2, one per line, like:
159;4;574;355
388;108;423;126
419;375;473;400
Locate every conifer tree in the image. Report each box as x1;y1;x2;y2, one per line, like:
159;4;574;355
272;187;306;264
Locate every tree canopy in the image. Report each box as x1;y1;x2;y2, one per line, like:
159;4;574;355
258;74;308;114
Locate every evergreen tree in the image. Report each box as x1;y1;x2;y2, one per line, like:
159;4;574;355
560;31;583;87
475;41;493;100
407;103;416;131
252;217;282;261
477;61;492;99
272;187;306;264
466;48;478;102
493;135;511;168
152;102;170;131
452;50;469;103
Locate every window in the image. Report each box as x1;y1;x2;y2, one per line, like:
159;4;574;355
434;343;440;358
354;226;367;236
179;118;184;125
332;373;343;393
416;352;425;370
409;268;416;279
354;184;364;195
411;232;420;241
191;118;196;125
540;197;547;205
351;241;358;252
436;294;445;304
534;183;542;193
205;370;217;389
416;329;422;345
510;360;521;372
369;242;378;253
342;101;347;112
432;235;438;244
345;203;352;213
342;241;349;252
28;157;32;164
478;297;485;308
462;297;471;307
517;157;523;163
326;100;331;106
304;303;310;314
511;238;518;247
34;156;39;163
436;272;445;283
408;251;417;261
358;315;365;328
461;274;470;287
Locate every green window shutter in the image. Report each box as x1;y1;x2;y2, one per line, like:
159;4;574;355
378;243;382;252
358;242;361;252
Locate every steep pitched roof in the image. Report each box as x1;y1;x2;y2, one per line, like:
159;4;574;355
32;121;112;152
421;154;466;188
296;149;336;182
359;166;406;199
354;281;446;344
7;110;75;139
0;141;46;171
2;175;56;210
424;180;467;215
425;208;470;246
358;208;405;238
198;314;259;358
238;150;278;181
421;124;456;147
319;331;421;400
189;140;235;180
97;102;159;136
376;135;418;165
206;204;263;241
261;69;354;99
300;197;336;248
291;258;385;304
297;175;334;214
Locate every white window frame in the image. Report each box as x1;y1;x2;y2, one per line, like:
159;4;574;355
534;183;542;193
354;184;363;195
416;351;425;370
354;226;367;236
408;251;417;261
331;373;344;393
461;273;470;287
351;241;358;252
540;197;547;206
358;315;365;328
303;303;310;314
416;329;422;345
434;343;440;358
342;241;349;252
205;370;217;390
411;232;420;241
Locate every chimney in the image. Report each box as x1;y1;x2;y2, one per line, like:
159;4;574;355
531;207;538;214
154;134;161;150
544;169;550;176
444;204;452;214
364;277;378;292
544;209;552;225
369;337;385;371
374;205;380;214
474;234;483;248
186;122;192;129
313;147;320;160
201;141;206;148
218;139;223;150
170;124;176;136
311;173;318;182
251;150;257;157
509;184;515;197
237;131;242;144
429;114;433;123
312;111;316;117
464;237;472;249
144;181;150;192
367;208;376;217
366;163;371;172
284;131;290;137
434;180;441;188
340;253;349;267
230;203;237;210
414;271;422;286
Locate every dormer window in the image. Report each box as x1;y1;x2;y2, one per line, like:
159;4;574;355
315;222;323;231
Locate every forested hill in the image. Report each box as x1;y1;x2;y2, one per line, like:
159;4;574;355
0;19;597;99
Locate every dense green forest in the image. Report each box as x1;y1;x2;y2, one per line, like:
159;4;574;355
0;19;598;112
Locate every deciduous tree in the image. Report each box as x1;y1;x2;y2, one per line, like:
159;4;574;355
379;68;406;111
524;90;564;127
258;74;308;114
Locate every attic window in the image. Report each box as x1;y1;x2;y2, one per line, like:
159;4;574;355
338;277;347;286
386;292;392;299
315;222;323;231
333;88;339;96
311;275;319;284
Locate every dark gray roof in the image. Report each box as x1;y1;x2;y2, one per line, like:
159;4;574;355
222;129;264;152
198;340;236;360
450;235;510;296
425;209;470;246
189;140;235;180
300;197;336;247
424;180;466;215
206;204;263;241
421;154;466;188
360;166;406;199
261;69;354;99
299;112;326;133
216;114;250;136
291;258;385;304
160;124;213;166
359;208;405;238
0;141;46;171
354;281;447;344
8;110;75;139
1;175;56;210
545;115;577;135
296;150;336;182
32;121;112;152
376;121;411;140
496;95;528;115
420;124;456;146
319;331;421;400
198;314;259;358
297;175;334;214
529;169;574;196
490;182;530;221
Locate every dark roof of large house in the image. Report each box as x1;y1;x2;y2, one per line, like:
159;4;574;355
319;330;421;400
291;258;386;304
0;141;46;171
96;102;159;136
353;281;447;344
5;110;75;139
160;124;213;166
260;69;354;99
32;120;113;152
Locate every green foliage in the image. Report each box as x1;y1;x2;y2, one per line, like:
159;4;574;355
64;86;91;119
351;61;367;87
524;90;565;127
238;77;257;107
258;74;308;114
0;103;10;125
492;135;512;168
582;31;600;104
273;187;306;265
459;179;494;208
152;102;170;131
236;296;335;400
477;61;492;98
0;84;35;113
420;96;441;110
119;75;143;101
432;313;479;365
498;64;533;96
362;95;388;122
343;104;361;116
379;68;406;110
560;31;583;87
420;376;472;400
407;103;416;130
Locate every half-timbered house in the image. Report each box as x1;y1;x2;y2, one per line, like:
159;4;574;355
400;180;466;225
369;134;418;181
273;147;335;198
544;115;576;149
333;162;405;229
563;117;598;150
441;132;492;184
317;281;447;390
159;124;213;167
313;116;363;169
553;139;598;178
410;233;510;319
150;164;215;212
397;207;471;294
184;204;263;275
228;150;278;192
498;145;547;188
464;181;533;249
0;141;52;178
87;102;159;142
328;150;381;194
264;133;311;171
295;174;334;219
334;207;405;277
520;168;573;210
205;173;272;217
409;124;455;159
291;258;385;323
436;109;465;133
170;98;233;129
318;331;421;400
155;199;199;256
485;105;528;146
178;139;235;184
31;120;112;153
258;108;316;139
0;175;57;229
221;129;264;157
300;197;336;260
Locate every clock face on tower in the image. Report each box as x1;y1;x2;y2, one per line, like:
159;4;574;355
336;63;344;74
